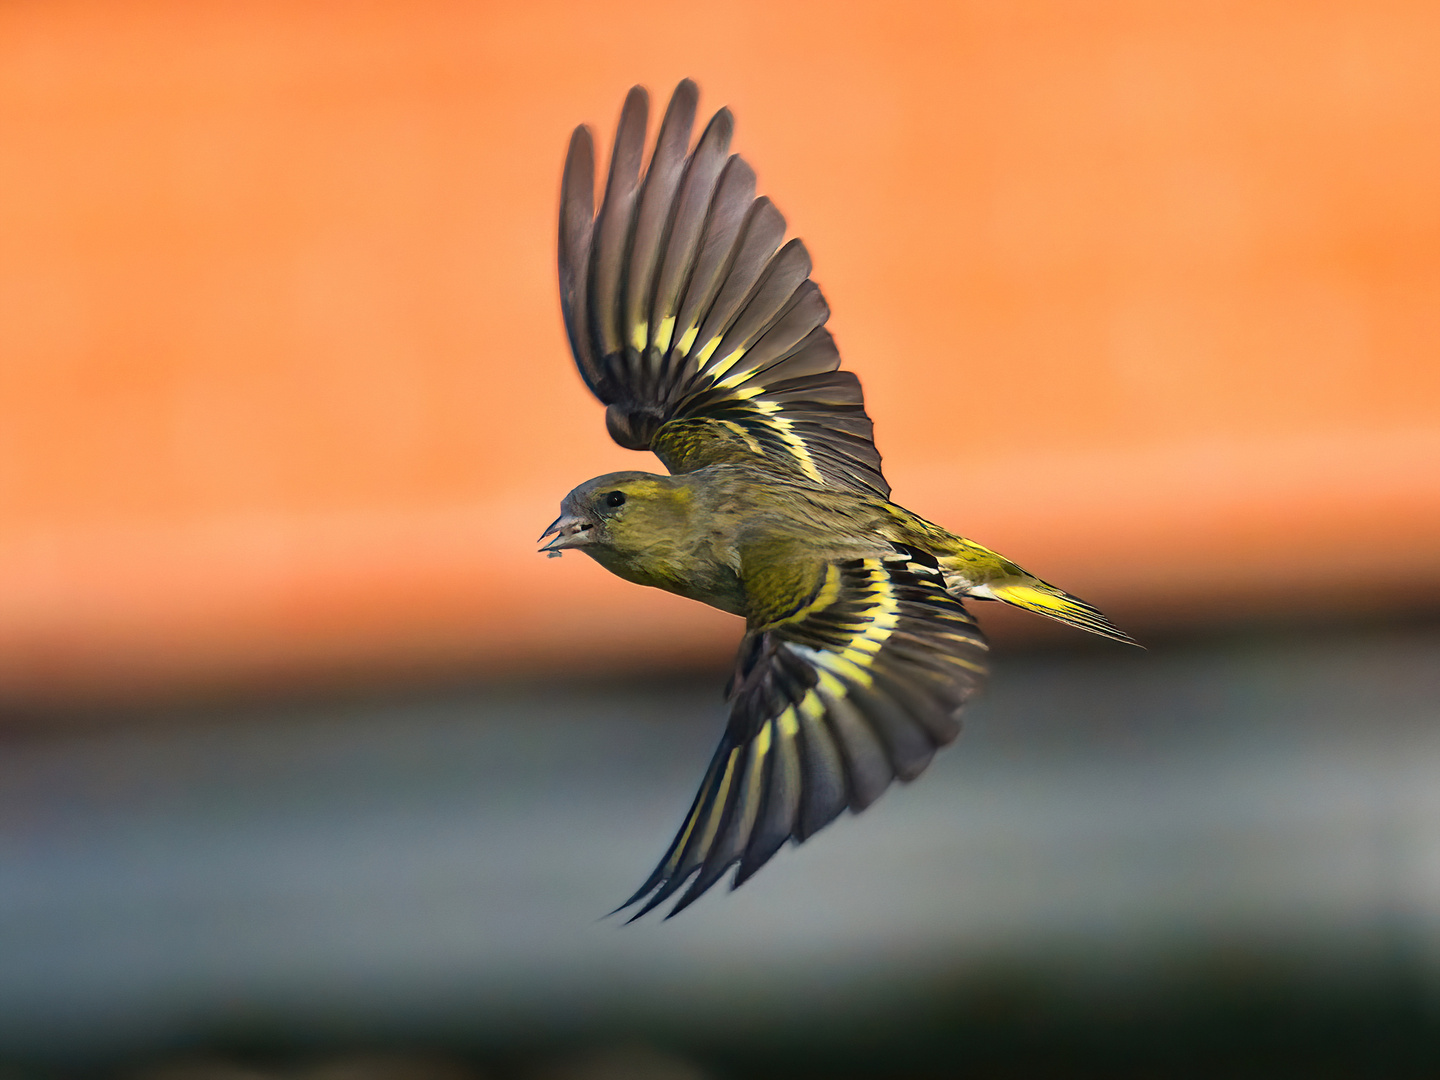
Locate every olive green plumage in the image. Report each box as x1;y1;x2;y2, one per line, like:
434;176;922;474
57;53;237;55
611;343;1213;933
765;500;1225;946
542;80;1133;920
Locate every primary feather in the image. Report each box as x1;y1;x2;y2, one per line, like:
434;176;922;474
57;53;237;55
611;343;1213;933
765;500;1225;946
546;81;1134;920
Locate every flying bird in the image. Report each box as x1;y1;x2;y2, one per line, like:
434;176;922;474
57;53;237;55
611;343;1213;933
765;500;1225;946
541;80;1134;920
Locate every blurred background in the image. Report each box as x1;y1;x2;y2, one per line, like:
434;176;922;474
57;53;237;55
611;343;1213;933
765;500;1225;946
1;0;1438;1076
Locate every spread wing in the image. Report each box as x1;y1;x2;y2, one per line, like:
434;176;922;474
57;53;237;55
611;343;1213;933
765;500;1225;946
559;80;890;498
617;545;988;920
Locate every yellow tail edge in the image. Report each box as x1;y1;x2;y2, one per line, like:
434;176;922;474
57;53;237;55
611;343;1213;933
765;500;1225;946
987;582;1140;646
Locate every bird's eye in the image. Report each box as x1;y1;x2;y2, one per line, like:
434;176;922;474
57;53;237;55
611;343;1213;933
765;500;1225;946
604;491;626;508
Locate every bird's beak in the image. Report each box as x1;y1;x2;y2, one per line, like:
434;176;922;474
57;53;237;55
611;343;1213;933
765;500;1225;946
538;513;596;553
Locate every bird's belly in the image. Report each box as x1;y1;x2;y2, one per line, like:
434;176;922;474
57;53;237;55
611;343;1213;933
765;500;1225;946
640;558;746;616
670;568;747;616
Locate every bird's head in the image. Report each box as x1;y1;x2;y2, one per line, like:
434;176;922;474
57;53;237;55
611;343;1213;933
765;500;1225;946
538;471;693;563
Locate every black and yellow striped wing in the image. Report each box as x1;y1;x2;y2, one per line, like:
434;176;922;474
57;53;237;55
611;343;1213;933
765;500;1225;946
617;545;988;920
559;80;890;498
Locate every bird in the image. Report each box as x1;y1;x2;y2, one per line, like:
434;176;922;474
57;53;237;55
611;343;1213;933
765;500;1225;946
540;79;1134;921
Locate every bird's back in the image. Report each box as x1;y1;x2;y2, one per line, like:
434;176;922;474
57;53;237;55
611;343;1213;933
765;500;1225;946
699;470;1131;641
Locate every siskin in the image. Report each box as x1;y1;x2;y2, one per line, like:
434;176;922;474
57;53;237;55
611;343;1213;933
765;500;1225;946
540;80;1135;920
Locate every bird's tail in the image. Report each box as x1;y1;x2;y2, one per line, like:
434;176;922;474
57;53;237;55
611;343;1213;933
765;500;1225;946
935;542;1137;645
981;580;1136;645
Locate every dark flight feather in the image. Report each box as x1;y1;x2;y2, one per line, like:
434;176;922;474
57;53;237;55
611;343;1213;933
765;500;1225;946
589;86;648;367
558;127;598;394
649;107;734;356
624;79;698;367
685;198;787;365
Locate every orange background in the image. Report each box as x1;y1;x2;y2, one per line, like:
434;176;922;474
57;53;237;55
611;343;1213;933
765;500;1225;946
2;0;1438;708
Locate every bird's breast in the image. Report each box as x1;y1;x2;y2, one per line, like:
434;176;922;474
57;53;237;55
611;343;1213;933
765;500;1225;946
584;528;746;617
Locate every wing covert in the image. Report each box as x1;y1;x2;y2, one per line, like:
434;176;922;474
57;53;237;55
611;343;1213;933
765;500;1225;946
558;80;890;498
617;545;988;920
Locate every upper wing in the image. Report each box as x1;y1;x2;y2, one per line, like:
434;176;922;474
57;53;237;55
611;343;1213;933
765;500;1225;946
559;80;890;498
617;544;988;920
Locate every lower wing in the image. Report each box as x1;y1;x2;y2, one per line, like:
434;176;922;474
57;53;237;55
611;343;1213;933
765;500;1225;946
618;544;988;920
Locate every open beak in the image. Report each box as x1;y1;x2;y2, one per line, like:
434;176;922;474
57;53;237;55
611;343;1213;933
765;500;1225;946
538;513;596;554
